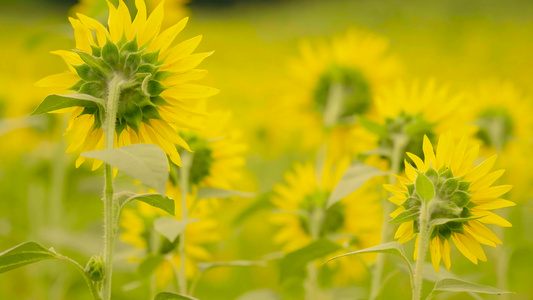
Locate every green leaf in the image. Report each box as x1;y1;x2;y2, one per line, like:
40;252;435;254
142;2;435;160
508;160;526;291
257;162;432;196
428;278;512;299
30;94;105;116
358;116;387;138
197;260;266;274
323;242;413;280
197;188;255;200
154;292;199;300
327;163;386;208
138;255;165;277
82;144;168;194
116;192;175;216
153;217;198;242
102;39;120;67
0;242;58;274
389;206;420;224
236;289;282;300
415;173;435;203
279;239;341;283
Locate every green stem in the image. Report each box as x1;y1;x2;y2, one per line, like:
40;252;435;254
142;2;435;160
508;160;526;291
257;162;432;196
102;76;121;300
369;134;407;300
56;254;101;300
177;151;192;295
413;200;430;300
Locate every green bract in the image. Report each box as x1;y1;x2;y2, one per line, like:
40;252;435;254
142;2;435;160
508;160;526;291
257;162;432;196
70;37;171;134
390;166;475;240
85;255;105;282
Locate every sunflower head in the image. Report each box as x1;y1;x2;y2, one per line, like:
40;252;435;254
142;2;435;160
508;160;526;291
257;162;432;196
387;132;514;271
37;0;218;168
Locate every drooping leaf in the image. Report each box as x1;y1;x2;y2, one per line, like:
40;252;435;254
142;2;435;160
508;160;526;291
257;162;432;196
153;217;199;242
196;188;255;200
116;191;175;216
428;278;512;299
415;173;435;203
0;242;58;274
389;207;420;224
327;163;386;208
82;144;168;194
197;260;267;274
235;289;282;300
279;239;341;283
154;292;199;300
323;242;413;280
138;255;165;277
30;94;105;115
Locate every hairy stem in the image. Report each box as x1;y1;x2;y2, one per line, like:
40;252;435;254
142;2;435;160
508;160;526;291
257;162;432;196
369;134;407;300
102;76;121;300
178;151;192;294
413;201;430;300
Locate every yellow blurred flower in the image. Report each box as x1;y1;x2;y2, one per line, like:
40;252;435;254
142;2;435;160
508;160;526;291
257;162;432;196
387;132;513;271
37;0;218;170
271;158;383;284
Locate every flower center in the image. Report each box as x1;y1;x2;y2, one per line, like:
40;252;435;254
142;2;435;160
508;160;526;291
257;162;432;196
181;132;214;186
313;65;372;121
475;107;514;149
298;190;345;238
401;166;474;240
70;36;170;134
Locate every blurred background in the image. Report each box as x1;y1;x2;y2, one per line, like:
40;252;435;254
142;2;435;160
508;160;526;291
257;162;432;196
1;0;533;299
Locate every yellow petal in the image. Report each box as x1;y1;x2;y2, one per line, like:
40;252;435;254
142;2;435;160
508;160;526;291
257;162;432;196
440;238;451;270
35;73;79;88
163;84;220;99
162;51;214;73
138;0;165;47
151;17;189;55
406;152;426;171
76;13;109;46
422;135;436;168
69;17;93;53
472;210;512;227
51;50;83;73
132;0;147;36
163;69;209;86
455;144;479;176
164;35;203;65
464;155;497;183
469;170;505;192
106;1;122;42
430;236;441;272
451;233;478;264
117;0;133;40
404;160;417;182
473;199;515;210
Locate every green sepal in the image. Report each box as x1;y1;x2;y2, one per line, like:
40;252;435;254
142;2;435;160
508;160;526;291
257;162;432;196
125;52;141;74
151;96;170;106
72;64;100;82
147;80;167;96
450;190;471;207
79;82;106;98
143;105;163;121
389;206;420;223
142;51;160;64
154;71;174;81
102;38;120;68
90;45;102;57
120;36;138;54
74;50;111;78
68;80;85;92
123;102;143;132
137;63;158;74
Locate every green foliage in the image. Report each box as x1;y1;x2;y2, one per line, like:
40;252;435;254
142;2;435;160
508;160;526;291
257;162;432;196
427;278;513;299
116;192;175;216
30;94;105;116
415;172;435;203
197;188;255;200
154;292;199;300
153;217;198;242
82;144;169;194
326;163;386;208
0;242;58;274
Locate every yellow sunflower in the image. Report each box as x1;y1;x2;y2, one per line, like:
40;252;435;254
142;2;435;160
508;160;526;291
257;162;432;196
284;28;402;158
386;132;514;271
271;158;384;284
36;0;218;170
121;187;220;284
367;80;474;165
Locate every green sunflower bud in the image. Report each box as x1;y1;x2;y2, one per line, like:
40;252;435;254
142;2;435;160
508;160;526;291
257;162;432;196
85;255;105;282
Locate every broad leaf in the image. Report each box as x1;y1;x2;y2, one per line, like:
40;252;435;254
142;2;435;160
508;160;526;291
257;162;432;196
389;207;420;224
30;94;105;115
197;188;255;200
236;289;282;300
327;164;386;208
279;239;341;283
0;242;58;274
82;144;168;194
153;217;198;242
358;116;387;138
117;192;175;216
138;255;165;277
323;242;413;279
154;292;199;300
198;260;266;274
415;173;434;203
428;278;512;299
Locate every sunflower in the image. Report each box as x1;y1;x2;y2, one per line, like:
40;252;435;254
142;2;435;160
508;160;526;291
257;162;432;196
284;28;402;158
368;80;474;164
271;158;384;284
120;187;220;284
36;0;218;169
387;132;514;271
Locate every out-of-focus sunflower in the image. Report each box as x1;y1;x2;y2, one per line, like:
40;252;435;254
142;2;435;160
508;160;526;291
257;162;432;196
387;132;514;271
366;80;474;165
36;0;218;170
271;158;384;284
121;189;219;284
283;29;402;158
71;0;190;27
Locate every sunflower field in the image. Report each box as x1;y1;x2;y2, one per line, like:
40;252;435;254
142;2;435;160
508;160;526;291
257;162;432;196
1;0;533;299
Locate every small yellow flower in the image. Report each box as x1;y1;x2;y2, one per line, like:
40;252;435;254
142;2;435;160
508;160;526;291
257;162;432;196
271;158;384;283
387;132;514;271
37;0;218;169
